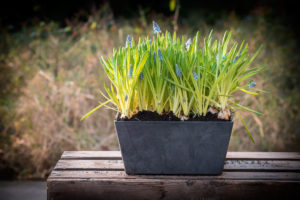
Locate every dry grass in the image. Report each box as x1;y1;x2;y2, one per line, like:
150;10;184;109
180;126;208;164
0;8;300;178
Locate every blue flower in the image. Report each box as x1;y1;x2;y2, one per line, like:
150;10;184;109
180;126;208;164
125;95;128;101
171;85;175;91
139;72;143;80
128;64;133;78
222;54;227;60
153;51;156;63
153;21;161;34
193;71;198;81
249;81;256;88
176;64;182;78
185;38;192;50
233;55;240;63
158;101;161;105
157;48;163;61
126;35;132;48
149;40;152;46
183;97;186;102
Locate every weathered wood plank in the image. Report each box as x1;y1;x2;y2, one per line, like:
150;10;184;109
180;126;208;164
61;151;300;160
48;151;300;200
48;170;300;181
224;160;300;171
226;152;300;160
54;159;300;172
47;179;300;200
54;160;124;171
62;151;122;160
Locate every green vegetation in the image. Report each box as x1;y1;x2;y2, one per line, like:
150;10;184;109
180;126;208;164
82;22;265;142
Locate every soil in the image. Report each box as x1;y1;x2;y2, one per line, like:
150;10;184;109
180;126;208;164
117;110;231;121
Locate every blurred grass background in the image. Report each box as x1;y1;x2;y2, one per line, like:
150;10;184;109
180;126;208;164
1;1;300;179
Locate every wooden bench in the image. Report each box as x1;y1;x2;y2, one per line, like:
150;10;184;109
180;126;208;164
47;151;300;200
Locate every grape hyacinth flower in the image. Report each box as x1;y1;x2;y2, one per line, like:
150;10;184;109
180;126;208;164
249;81;256;88
153;21;161;34
185;38;192;50
183;97;186;103
157;48;163;61
233;55;240;63
153;51;156;63
171;85;175;91
139;72;143;80
126;35;132;48
128;64;133;78
125;95;128;102
149;40;152;46
176;64;182;78
222;54;227;60
233;57;237;63
193;71;198;81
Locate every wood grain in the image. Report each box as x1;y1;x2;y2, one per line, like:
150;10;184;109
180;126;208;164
48;151;300;200
48;179;300;200
62;151;122;160
55;159;300;172
226;152;300;160
54;160;124;171
61;151;300;160
48;170;300;181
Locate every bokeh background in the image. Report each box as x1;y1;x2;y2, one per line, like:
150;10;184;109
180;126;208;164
1;0;300;180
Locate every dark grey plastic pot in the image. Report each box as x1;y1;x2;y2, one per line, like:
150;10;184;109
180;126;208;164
115;120;233;175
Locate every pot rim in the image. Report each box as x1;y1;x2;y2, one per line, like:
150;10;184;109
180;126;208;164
114;120;233;123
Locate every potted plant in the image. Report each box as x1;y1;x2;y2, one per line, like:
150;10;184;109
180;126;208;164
82;21;265;175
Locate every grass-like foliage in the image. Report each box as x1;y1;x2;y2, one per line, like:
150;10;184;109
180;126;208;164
82;21;265;141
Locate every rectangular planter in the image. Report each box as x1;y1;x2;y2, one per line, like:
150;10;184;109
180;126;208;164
115;120;233;175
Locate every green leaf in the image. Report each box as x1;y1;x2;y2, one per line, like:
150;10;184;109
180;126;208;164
236;111;255;143
238;88;259;95
230;100;263;116
80;100;111;121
